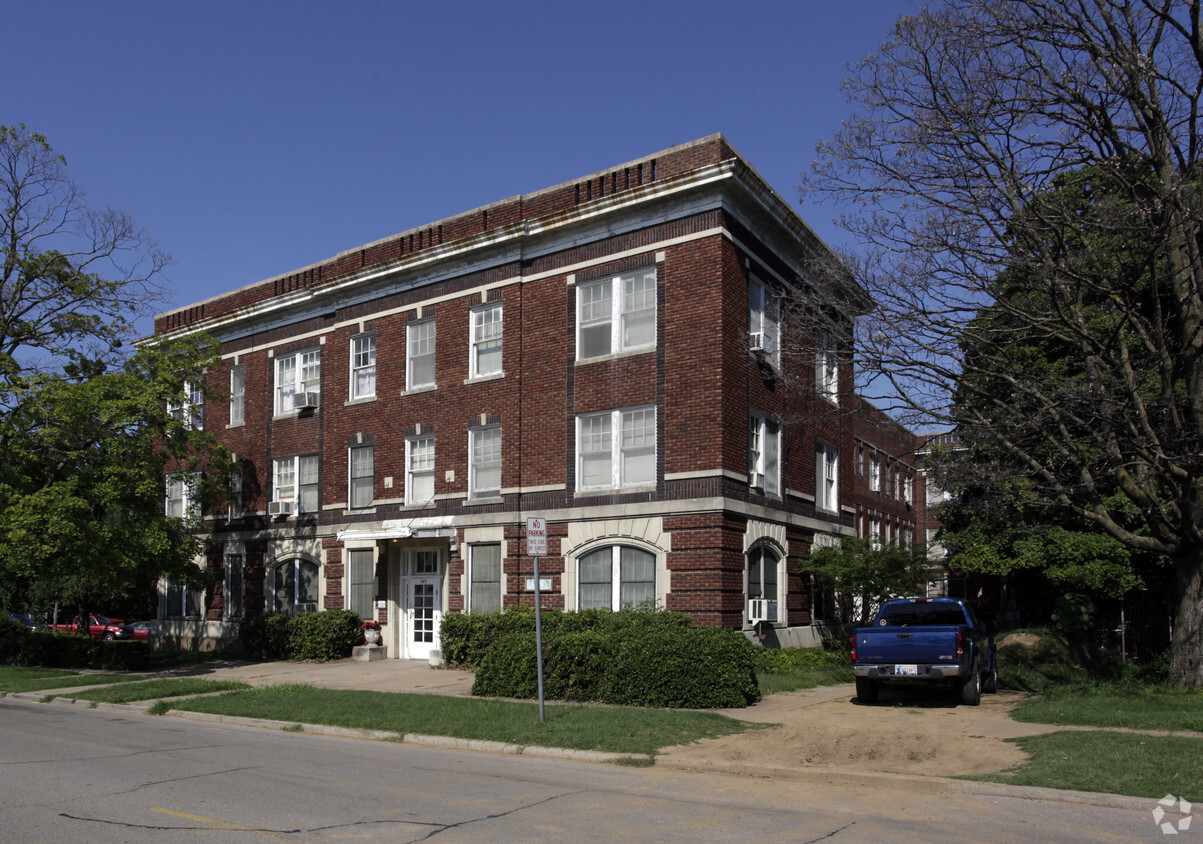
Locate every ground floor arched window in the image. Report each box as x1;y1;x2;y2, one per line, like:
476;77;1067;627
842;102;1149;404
578;545;655;610
272;558;318;613
747;545;780;623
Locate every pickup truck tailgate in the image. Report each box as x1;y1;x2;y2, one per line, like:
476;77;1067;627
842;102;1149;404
855;626;959;665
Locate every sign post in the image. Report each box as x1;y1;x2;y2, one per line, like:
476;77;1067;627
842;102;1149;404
525;517;548;722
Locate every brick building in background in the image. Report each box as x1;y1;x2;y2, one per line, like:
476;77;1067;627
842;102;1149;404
153;135;925;658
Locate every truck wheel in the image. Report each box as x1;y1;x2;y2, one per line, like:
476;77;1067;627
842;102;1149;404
855;677;879;704
102;632;115;641
984;664;999;694
959;670;982;706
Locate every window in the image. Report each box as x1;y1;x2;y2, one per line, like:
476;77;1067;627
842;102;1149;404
168;380;204;430
273;455;319;512
816;443;839;512
469;426;501;499
351;334;376;399
748;277;779;365
273;559;318;613
347;549;376;618
576;268;656;360
165;473;200;521
164;579;203;618
406;435;435;505
747;546;780;623
407;320;436;390
470;303;503;378
275;349;321;413
904;473;914;505
748;413;780;494
229;366;244;425
224;554;243;620
227;458;243;521
869;516;883;549
816;332;838;403
869;454;881;492
578;546;655;610
469;544;502;613
576;406;656;492
349;446;374;508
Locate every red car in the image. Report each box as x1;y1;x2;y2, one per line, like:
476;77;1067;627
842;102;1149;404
54;614;126;640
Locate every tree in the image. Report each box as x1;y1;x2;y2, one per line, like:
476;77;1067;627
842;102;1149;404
0;125;225;623
804;0;1203;684
808;537;935;630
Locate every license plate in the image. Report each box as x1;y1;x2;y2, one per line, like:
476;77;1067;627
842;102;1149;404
895;664;919;676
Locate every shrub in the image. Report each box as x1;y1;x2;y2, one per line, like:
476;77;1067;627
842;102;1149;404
753;646;851;675
0;622;150;670
239;610;363;662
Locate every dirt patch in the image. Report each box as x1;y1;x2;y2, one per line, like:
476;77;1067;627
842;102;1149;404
998;632;1042;648
658;684;1057;777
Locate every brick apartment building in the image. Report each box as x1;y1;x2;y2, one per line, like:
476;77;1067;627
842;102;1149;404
154;134;922;658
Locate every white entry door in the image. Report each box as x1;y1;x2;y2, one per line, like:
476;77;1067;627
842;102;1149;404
404;578;441;660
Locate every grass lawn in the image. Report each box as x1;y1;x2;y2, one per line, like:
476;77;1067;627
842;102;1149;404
972;731;1203;800
1008;686;1203;732
0;666;143;694
57;678;249;703
163;683;760;757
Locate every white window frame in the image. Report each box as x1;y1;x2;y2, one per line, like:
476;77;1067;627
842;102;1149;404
748;413;781;495
272;559;319;614
575;406;657;492
405;435;435;505
748;277;780;367
468;543;502;613
469;426;501;499
272;454;319;512
165;472;200;522
224;553;244;621
869;453;881;492
904;473;914;505
575;268;657;361
168;380;204;430
227;457;243;521
347;549;376;619
406;319;436;390
274;349;321;414
164;579;204;618
576;545;656;611
869;516;882;549
350;334;377;400
816;442;839;513
348;445;374;509
816;331;838;403
469;302;503;378
746;545;781;624
229;366;244;426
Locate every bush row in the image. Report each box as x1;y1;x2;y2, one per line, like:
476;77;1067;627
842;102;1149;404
753;644;851;674
238;610;364;661
0;620;151;670
453;608;761;708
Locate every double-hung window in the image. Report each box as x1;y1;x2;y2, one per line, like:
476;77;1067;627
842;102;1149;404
273;454;319;512
165;473;200;521
578;546;655;611
168;380;204;430
576;268;656;360
407;320;436;390
869;454;881;492
748;413;781;495
816;332;838;403
469;426;501;499
275;349;321;413
224;553;244;620
229;366;244;425
348;445;374;509
351;335;376;399
469;544;502;613
816;443;839;513
470;303;503;378
406;435;435;505
748;277;780;366
576;406;656;492
164;580;203;618
347;549;376;618
904;473;914;505
869;516;883;549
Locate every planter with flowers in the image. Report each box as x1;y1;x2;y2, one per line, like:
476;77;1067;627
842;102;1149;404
362;620;381;646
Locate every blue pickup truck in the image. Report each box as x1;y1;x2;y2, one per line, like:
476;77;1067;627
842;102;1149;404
850;597;997;705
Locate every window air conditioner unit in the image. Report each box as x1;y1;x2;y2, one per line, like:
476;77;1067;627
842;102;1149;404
748;599;778;625
294;391;320;410
268;500;295;516
749;331;767;353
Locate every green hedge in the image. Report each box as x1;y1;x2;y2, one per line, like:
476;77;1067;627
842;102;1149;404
238;610;364;661
465;609;761;708
0;620;151;670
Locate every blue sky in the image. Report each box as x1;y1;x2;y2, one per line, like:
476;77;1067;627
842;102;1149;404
6;1;913;334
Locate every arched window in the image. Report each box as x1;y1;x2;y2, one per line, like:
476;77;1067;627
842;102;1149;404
272;559;318;613
747;545;780;623
578;546;655;611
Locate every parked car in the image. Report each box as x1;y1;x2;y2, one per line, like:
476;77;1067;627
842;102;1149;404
851;597;997;706
54;614;127;640
6;612;44;631
118;621;155;641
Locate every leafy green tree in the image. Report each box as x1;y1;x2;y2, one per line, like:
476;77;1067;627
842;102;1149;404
807;537;935;629
0;125;226;624
805;1;1203;685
